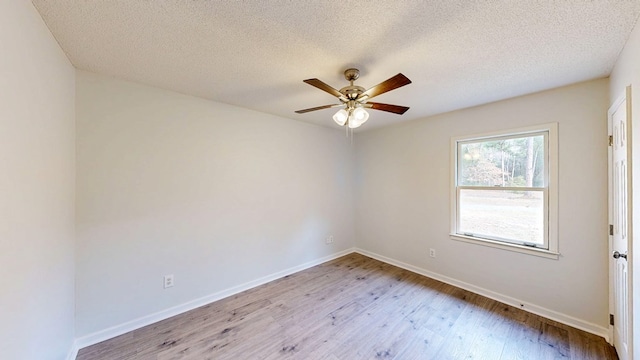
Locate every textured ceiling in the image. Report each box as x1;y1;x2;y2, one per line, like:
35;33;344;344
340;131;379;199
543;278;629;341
33;0;640;131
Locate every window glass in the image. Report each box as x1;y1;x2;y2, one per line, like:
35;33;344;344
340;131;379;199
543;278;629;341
458;189;544;245
458;135;545;188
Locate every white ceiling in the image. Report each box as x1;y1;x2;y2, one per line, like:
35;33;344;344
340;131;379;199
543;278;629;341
33;0;640;131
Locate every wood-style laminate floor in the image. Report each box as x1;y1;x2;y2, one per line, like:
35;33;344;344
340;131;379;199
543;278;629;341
76;253;617;360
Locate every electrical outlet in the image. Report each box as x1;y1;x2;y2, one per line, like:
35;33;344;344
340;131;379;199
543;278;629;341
164;274;174;289
429;248;436;258
325;235;334;244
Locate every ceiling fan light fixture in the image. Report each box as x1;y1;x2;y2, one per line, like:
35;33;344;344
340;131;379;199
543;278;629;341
333;109;348;126
353;107;369;121
348;108;369;128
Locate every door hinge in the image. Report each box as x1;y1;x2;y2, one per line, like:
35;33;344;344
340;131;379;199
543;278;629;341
610;224;614;236
610;314;615;326
609;135;613;146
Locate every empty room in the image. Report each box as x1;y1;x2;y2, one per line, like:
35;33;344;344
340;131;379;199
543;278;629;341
4;1;640;359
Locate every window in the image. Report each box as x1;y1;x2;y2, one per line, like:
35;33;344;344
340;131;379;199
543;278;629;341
450;123;558;258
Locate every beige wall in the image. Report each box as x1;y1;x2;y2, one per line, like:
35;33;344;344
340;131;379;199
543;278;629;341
0;1;76;359
355;79;609;334
610;20;640;359
75;71;356;338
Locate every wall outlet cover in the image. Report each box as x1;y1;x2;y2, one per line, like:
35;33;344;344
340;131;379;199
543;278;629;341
164;275;174;288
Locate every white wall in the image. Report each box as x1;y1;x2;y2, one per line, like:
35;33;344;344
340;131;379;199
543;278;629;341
75;71;355;337
610;20;640;359
355;79;609;333
0;1;76;359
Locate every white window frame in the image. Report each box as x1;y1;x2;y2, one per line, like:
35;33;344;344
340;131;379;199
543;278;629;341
450;123;559;259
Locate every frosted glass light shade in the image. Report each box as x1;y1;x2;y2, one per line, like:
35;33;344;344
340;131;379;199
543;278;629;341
348;108;369;128
333;109;348;126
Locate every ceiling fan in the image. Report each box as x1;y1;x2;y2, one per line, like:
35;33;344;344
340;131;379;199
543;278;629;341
295;68;412;129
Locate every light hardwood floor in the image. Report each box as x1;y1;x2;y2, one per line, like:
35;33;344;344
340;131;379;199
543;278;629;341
76;253;617;360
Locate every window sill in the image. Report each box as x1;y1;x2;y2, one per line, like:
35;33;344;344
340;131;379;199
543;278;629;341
450;234;560;260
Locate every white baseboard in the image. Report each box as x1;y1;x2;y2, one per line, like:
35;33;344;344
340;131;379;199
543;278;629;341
355;248;610;342
72;248;355;353
65;340;80;360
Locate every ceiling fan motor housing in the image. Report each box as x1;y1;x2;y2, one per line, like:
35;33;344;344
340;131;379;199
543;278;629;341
340;85;365;100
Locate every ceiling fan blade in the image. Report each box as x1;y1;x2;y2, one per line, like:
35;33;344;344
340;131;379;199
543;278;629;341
364;102;410;115
358;73;411;101
295;104;343;114
303;78;347;100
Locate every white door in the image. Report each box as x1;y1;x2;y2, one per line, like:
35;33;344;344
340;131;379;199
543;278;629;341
609;87;631;360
